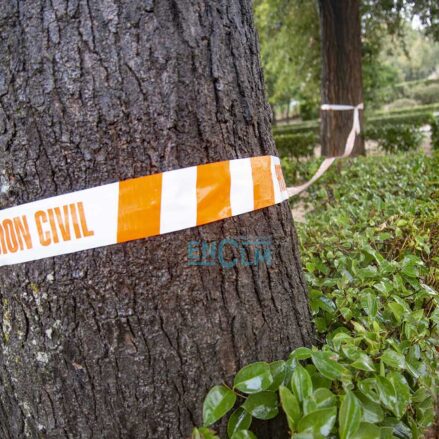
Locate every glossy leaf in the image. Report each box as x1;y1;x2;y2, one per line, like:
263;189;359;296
314;388;336;409
311;351;351;381
268;361;286;391
227;408;252;438
354;391;384;423
242;391;278;420
297;407;337;438
203;385;237;426
388;372;411;419
381;349;406;370
350;353;376;372
233;363;273;394
291;347;313;360
339;391;361;439
231;430;257;439
351;422;381;439
279;385;301;431
291;364;313;402
376;376;398;416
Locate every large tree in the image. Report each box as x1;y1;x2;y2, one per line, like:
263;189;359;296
318;0;365;157
0;1;313;438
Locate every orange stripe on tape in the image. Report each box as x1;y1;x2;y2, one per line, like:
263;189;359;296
251;156;275;210
196;160;231;226
117;173;162;243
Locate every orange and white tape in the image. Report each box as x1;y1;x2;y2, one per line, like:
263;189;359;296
0;104;362;266
0;156;288;266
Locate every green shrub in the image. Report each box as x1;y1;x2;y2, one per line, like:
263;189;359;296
373;103;439;118
365;124;424;153
193;153;439;439
385;98;419;111
273;120;319;137
367;111;434;129
411;83;439;105
274;132;317;159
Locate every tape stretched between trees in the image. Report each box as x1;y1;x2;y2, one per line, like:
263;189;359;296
0;104;362;266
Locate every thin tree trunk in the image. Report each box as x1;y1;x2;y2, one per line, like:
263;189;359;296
0;1;313;438
318;0;365;157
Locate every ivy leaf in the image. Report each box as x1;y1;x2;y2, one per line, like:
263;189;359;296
297;407;337;438
314;388;336;409
234;363;273;394
381;349;406;370
351;422;381;439
227;408;252;438
242;391;278;420
350;353;376;372
357;379;379;402
279;385;301;431
354;391;384;423
267;361;286;391
376;376;398;417
311;351;351;381
291;347;313;360
388;372;411;419
339;391;361;439
230;430;257;439
203;385;236;426
291;364;313;402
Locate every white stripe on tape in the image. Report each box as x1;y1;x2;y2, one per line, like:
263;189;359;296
230;158;254;216
160;166;197;234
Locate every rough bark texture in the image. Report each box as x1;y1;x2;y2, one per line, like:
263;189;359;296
318;0;365;157
0;1;314;438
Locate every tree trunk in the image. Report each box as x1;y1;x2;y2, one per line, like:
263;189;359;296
318;0;365;157
0;1;313;438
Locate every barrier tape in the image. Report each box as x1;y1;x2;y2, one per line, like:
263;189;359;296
287;103;363;197
0;156;288;266
0;104;362;266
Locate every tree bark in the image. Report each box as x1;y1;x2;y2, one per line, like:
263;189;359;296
318;0;365;157
0;1;313;438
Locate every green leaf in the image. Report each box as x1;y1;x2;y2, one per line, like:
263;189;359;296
291;364;313;402
193;427;220;439
227;408;252;438
311;351;351;381
339;391;361;439
313;388;336;409
354;391;384;423
387;302;405;323
303;397;317;416
376;376;398;416
357;379;379;402
350;353;376;372
279;385;301;431
234;362;273;394
381;349;406;370
291;347;313;360
242;391;278;420
203;385;237;426
297;407;337;438
231;430;257;439
388;372;411;419
351;422;381;439
365;293;378;317
267;361;286;391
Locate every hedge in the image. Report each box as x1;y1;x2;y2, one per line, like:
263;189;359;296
274;109;438;157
